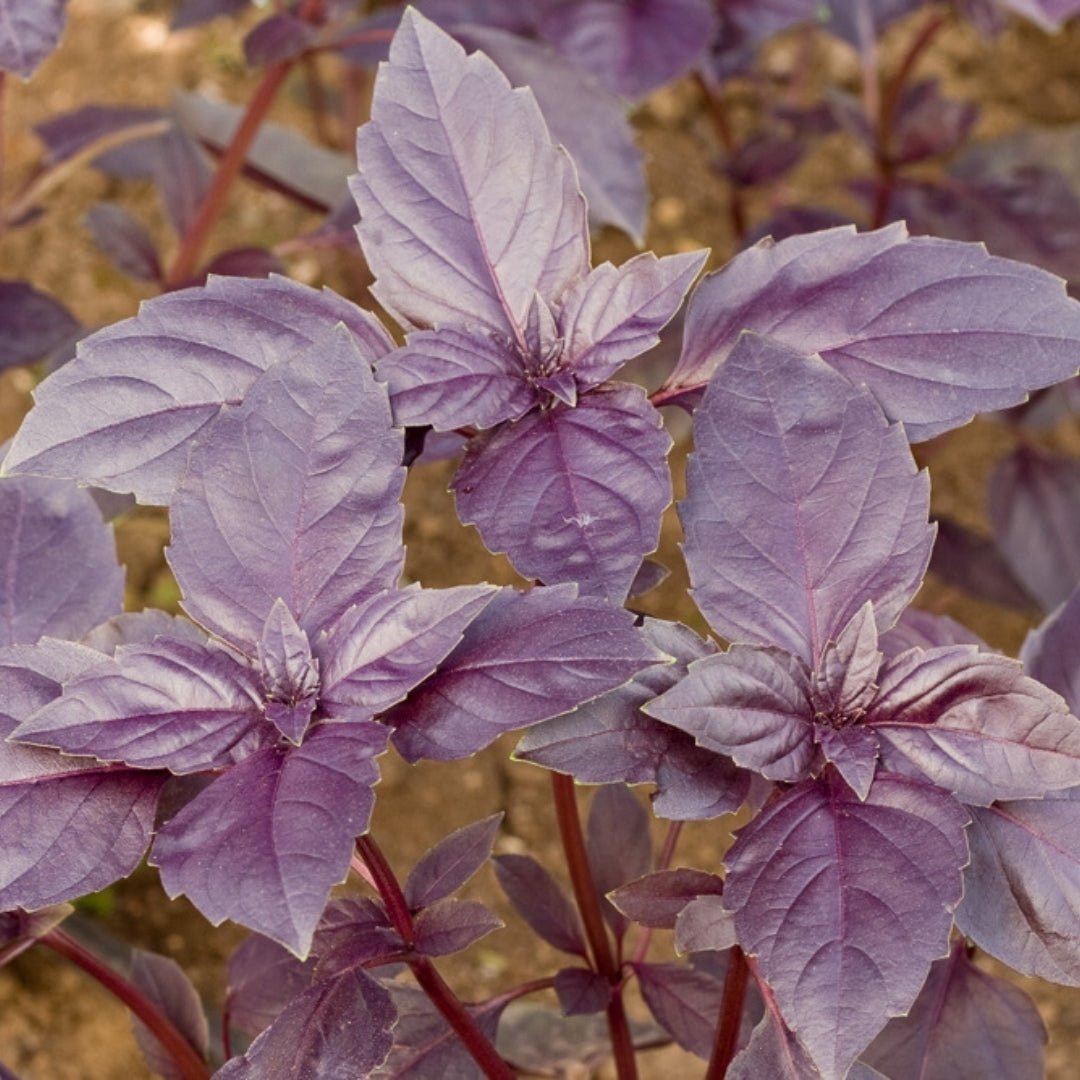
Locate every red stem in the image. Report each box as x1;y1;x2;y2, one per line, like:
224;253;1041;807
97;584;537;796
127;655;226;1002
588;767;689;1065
41;929;209;1080
705;945;749;1080
355;835;514;1080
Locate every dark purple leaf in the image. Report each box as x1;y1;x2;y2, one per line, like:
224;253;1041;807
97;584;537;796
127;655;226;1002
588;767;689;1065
632;960;723;1058
193;246;284;283
319;585;497;722
668;224;1080;441
453;384;672;603
989;446;1080;611
16;638;265;774
352;10;588;336
863;942;1046;1078
879;606;988;660
0;281;80;369
492;853;586;957
0;904;71;965
680;333;933;665
387;584;665;762
85;203;162;282
721;132;805;187
724;772;969;1080
312;896;400;979
0;475;123;646
155;125;214;237
871;646;1080;805
1021;585;1080;708
226;935;317;1038
412;899;502;956
539;0;716;100
928;516;1038;613
554;967;608;1016
888;79;978;166
955;796;1080;985
674;895;737;955
172;0;250;30
452;26;646;240
628;558;669;599
404;813;502;910
33;105;164;165
0;0;69;77
586;784;652;935
4;275;392;503
168;325;404;650
646;644;815;783
151;721;388;955
130;949;209;1080
216;966;395;1079
609;867;724;929
243;13;315;68
726;998;819;1080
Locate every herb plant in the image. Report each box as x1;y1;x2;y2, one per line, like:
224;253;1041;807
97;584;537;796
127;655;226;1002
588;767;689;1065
5;3;1080;1079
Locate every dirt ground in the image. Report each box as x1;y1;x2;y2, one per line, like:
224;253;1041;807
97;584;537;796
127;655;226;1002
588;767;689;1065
3;2;1080;1077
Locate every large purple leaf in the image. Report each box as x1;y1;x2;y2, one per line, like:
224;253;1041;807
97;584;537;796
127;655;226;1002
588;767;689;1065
4;275;393;504
226;935;317;1038
0;475;123;646
130;949;210;1080
492;853;586;957
168;324;405;651
723;772;969;1080
646;645;815;783
988;447;1080;612
386;584;665;762
351;9;588;336
151;721;388;955
319;584;496;721
863;942;1046;1079
539;0;716;101
955;796;1080;985
632;961;723;1059
871;646;1080;805
682;333;933;665
404;813;502;910
0;281;80;368
668;224;1080;441
15;638;265;774
0;0;68;77
453;383;672;603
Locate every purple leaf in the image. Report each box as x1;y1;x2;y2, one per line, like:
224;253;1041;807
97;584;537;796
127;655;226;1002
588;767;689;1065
989;446;1080;611
172;0;250;30
130;949;209;1080
1021;585;1080;708
319;584;496;721
492;853;587;957
0;904;72;965
85;203;162;282
928;517;1038;613
0;281;80;367
0;475;124;646
404;813;502;910
151;721;388;955
258;600;319;745
168;324;404;651
956;796;1080;985
154;125;214;238
726;999;819;1080
0;0;68;77
387;584;666;762
668;224;1080;441
880;606;988;660
609;868;724;929
351;9;588;335
312;896;400;979
863;942;1046;1078
815;724;879;802
15;638;265;774
453;384;672;603
189;247;284;285
674;895;737;955
646;645;815;783
555;967;609;1016
243;13;315;68
33;104;163;165
888;79;978;166
585;784;652;935
559;251;707;389
4;275;392;503
632;960;723;1058
216;966;395;1079
871;646;1080;805
80;611;207;655
539;0;716;101
681;333;933;665
226;935;316;1038
452;26;646;241
723;772;969;1080
412;898;502;956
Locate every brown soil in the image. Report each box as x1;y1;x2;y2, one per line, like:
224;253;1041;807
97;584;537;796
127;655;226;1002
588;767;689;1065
3;2;1080;1077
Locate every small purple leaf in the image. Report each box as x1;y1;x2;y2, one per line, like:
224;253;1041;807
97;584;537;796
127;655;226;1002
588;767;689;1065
0;0;69;77
387;584;666;762
669;223;1080;441
453;383;672;603
675;895;737;955
632;960;723;1059
130;949;209;1080
492;853;587;957
4;275;392;503
258;600;318;746
554;967;609;1016
243;13;315;68
1021;585;1080;707
313;896;400;979
724;772;969;1080
681;333;933;665
168;324;405;651
412;898;502;957
151;721;388;956
85;203;162;282
609;867;724;930
0;281;80;369
586;784;652;936
352;9;588;336
226;935;316;1038
404;813;502;910
815;724;879;801
880;606;989;660
172;0;250;31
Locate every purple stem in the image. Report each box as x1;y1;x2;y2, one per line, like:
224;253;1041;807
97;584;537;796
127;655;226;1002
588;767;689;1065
705;945;749;1080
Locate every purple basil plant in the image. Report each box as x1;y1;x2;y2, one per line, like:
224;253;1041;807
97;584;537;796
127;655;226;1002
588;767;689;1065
7;6;1080;1079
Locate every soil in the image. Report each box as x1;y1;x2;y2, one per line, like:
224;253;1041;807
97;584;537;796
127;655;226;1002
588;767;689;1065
3;2;1080;1077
